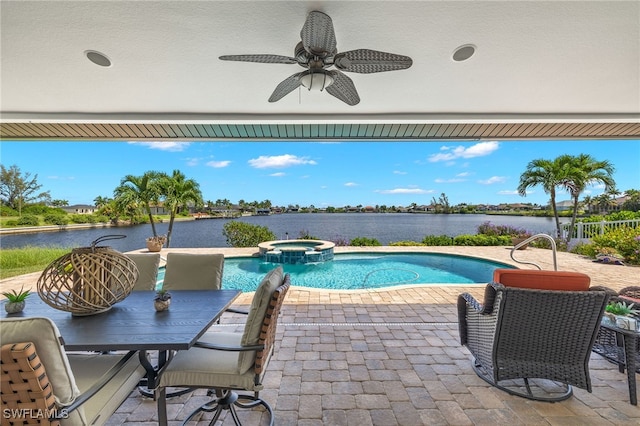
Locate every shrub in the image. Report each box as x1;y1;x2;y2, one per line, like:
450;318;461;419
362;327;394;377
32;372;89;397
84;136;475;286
476;221;531;238
43;213;69;225
390;240;424;246
331;236;350;246
70;214;89;224
16;215;39;226
222;221;276;247
93;214;109;223
570;242;599;258
298;229;319;240
350;237;381;246
454;234;512;246
4;220;18;227
0;205;18;216
421;235;454;246
591;226;640;265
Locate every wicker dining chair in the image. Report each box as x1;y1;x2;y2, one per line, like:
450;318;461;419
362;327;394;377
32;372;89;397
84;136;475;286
458;269;609;401
156;266;290;426
1;317;145;426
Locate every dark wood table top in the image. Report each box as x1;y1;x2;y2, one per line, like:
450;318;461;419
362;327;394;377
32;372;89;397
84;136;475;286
1;290;241;352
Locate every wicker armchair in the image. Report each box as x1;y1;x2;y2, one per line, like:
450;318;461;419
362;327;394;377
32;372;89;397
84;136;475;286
458;276;609;401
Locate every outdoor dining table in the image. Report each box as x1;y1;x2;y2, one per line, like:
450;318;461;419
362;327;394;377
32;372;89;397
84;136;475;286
1;289;241;390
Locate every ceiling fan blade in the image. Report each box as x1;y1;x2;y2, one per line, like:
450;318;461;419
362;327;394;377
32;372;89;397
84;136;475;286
219;54;297;64
334;49;413;73
326;71;360;106
268;73;303;102
301;11;337;57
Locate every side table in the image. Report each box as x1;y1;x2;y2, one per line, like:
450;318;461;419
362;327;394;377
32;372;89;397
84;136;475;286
592;318;639;405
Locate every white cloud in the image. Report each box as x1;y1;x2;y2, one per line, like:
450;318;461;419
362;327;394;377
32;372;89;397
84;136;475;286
456;172;471;177
498;190;520;195
128;141;190;152
206;160;231;168
393;170;407;175
248;154;317;169
428;141;499;162
270;172;286;177
478;176;507;185
344;182;359;187
376;187;434;194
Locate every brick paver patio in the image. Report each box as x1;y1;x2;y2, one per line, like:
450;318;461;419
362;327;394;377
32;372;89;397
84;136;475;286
2;246;639;425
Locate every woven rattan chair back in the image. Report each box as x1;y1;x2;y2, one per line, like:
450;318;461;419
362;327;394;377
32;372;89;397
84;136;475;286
1;342;60;426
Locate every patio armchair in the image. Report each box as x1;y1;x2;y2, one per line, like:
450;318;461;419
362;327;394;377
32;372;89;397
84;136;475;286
156;266;290;425
458;269;609;401
126;252;161;291
1;317;145;426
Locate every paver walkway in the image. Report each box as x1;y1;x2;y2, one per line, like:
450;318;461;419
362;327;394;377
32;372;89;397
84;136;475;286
2;246;639;425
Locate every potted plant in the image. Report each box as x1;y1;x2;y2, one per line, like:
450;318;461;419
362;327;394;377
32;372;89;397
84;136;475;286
511;229;533;250
154;289;171;311
604;301;639;330
2;286;30;314
146;235;167;252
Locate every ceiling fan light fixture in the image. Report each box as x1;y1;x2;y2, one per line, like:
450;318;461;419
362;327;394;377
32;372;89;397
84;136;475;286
300;70;334;91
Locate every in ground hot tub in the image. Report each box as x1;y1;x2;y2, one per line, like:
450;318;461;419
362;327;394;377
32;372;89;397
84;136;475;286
258;239;335;264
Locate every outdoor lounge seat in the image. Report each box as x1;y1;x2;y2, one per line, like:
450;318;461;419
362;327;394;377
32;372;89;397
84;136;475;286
0;317;145;426
458;269;609;401
126;253;161;291
156;266;290;425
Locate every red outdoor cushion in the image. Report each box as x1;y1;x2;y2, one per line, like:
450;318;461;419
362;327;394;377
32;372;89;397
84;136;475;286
493;269;591;291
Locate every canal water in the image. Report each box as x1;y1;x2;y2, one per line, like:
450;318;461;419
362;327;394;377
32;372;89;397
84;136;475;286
1;213;557;252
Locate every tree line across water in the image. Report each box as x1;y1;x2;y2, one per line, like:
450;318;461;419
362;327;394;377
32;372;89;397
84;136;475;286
2;153;639;250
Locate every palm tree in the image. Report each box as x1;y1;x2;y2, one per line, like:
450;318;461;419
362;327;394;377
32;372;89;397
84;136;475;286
561;154;615;242
114;171;162;237
160;170;202;247
517;157;571;238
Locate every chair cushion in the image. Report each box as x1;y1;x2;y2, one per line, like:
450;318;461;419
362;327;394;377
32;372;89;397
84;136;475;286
162;253;224;290
159;332;259;391
67;352;145;425
239;266;283;374
493;269;590;291
126;253;160;291
0;318;81;409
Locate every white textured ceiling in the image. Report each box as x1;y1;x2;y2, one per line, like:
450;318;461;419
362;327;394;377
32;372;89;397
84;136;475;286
1;0;639;140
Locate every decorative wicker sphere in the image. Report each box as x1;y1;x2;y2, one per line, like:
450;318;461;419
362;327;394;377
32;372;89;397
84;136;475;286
37;243;138;316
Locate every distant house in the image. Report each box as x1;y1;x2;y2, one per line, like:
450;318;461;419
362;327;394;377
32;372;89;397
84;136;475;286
62;204;96;215
555;200;574;212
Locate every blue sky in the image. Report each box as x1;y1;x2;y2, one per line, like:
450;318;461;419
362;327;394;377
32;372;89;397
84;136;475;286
1;140;638;207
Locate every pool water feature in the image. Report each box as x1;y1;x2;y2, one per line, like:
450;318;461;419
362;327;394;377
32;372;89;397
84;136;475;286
258;239;335;264
157;252;513;292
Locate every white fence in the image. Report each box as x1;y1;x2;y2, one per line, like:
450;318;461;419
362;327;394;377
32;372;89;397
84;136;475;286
561;219;640;241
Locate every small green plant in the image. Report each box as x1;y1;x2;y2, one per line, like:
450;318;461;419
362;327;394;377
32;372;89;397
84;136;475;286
154;289;171;301
605;301;639;317
2;286;30;303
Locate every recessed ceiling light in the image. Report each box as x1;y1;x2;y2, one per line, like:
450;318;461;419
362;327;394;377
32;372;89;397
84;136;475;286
452;45;476;62
85;50;112;67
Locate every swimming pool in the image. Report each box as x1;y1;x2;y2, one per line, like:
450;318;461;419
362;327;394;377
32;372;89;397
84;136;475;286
157;252;513;292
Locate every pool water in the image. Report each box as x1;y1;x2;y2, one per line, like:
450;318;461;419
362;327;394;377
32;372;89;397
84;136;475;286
157;252;512;292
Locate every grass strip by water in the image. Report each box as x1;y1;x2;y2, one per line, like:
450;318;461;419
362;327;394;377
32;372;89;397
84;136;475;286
0;246;70;280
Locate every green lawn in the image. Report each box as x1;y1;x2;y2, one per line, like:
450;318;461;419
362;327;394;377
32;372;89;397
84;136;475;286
0;247;71;280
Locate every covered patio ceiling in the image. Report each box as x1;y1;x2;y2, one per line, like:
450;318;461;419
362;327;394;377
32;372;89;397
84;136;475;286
1;1;639;141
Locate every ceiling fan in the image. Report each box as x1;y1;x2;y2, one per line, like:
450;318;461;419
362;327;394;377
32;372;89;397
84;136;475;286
219;11;413;106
